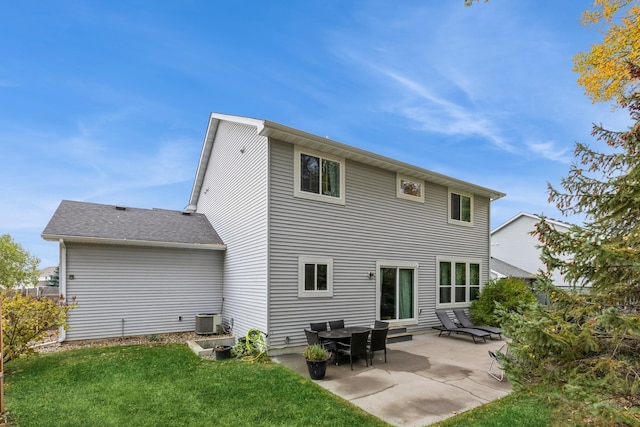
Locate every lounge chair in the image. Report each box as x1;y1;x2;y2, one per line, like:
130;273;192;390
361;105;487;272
433;311;490;344
453;309;503;340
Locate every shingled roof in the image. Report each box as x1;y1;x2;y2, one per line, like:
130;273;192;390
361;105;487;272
42;200;225;250
490;257;535;279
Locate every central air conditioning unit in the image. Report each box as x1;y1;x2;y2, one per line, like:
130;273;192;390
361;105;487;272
195;313;222;335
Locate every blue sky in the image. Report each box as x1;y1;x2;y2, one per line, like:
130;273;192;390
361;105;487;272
0;1;629;268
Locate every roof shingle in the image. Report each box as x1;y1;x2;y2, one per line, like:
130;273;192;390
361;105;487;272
42;200;224;248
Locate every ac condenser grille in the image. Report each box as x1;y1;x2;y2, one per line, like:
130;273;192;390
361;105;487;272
195;313;221;334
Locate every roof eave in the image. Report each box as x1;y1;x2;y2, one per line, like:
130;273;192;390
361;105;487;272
41;234;227;251
258;120;506;201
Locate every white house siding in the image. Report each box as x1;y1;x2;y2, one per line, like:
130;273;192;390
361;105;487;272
491;214;572;289
268;140;492;347
64;244;223;341
195;120;269;339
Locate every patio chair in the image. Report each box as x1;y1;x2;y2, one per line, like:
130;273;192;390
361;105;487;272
336;330;370;370
304;328;336;359
374;320;389;329
433;311;490;344
329;320;345;330
453;309;503;340
488;343;511;381
368;327;388;365
310;322;328;332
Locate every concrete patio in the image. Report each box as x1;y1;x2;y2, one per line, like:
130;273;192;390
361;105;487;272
272;331;511;427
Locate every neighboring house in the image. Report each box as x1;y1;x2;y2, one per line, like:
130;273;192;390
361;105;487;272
489;257;536;284
43;112;505;351
38;266;57;287
490;212;574;290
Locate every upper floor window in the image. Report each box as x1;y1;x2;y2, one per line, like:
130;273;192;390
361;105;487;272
298;256;334;298
397;174;424;203
436;257;481;308
448;190;473;226
294;147;345;205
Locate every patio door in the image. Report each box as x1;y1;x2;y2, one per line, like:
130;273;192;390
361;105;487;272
378;262;418;323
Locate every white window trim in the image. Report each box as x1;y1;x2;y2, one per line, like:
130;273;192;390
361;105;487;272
435;256;482;309
298;256;334;298
376;260;419;325
396;174;425;203
447;189;474;227
293;146;346;205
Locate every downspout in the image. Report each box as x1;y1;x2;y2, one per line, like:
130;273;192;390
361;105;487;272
58;239;67;342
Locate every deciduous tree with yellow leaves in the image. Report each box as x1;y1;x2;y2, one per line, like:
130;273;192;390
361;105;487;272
574;0;640;105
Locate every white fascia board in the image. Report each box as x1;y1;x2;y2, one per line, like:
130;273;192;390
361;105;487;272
41;234;226;251
258;120;505;201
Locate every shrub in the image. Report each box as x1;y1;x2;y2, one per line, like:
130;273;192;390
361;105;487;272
470;277;537;326
2;290;76;363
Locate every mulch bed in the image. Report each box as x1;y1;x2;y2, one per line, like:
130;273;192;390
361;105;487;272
31;330;231;354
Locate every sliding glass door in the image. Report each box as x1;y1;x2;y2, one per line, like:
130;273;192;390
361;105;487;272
379;264;417;322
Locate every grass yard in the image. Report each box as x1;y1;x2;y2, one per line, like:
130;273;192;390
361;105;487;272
5;344;389;427
432;392;556;427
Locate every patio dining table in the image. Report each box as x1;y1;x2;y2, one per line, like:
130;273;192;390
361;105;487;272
318;326;371;343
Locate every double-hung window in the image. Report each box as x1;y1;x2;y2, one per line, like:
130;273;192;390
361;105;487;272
436;257;481;308
294;147;345;205
448;190;473;226
298;256;333;298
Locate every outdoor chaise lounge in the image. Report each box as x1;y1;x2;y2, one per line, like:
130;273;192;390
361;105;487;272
453;309;503;340
433;311;490;344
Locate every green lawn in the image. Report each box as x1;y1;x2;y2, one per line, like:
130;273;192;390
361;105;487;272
5;344;389;427
6;343;562;427
432;392;556;427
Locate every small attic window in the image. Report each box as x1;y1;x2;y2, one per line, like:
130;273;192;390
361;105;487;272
115;206;126;211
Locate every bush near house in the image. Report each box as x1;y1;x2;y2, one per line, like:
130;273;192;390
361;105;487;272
2;290;76;363
470;277;537;327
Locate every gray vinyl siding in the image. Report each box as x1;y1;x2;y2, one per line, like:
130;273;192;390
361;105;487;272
64;244;223;341
268;139;491;347
195;120;269;338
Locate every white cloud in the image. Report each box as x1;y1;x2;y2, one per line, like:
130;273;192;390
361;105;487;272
526;140;572;164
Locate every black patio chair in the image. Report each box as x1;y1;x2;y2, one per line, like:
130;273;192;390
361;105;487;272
329;320;345;330
310;322;328;332
336;330;370;370
304;328;322;346
453;309;503;340
433;311;490;344
304;328;336;360
374;320;389;329
368;327;388;365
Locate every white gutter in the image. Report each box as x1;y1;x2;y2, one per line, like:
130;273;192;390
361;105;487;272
41;234;226;251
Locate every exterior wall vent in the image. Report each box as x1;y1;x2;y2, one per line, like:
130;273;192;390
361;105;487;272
195;313;221;335
115;206;126;211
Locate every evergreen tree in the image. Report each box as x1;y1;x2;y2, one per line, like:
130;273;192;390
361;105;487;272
47;266;59;287
535;63;640;308
503;64;640;424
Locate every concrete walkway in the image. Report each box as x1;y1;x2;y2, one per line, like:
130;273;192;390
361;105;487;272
272;332;511;427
